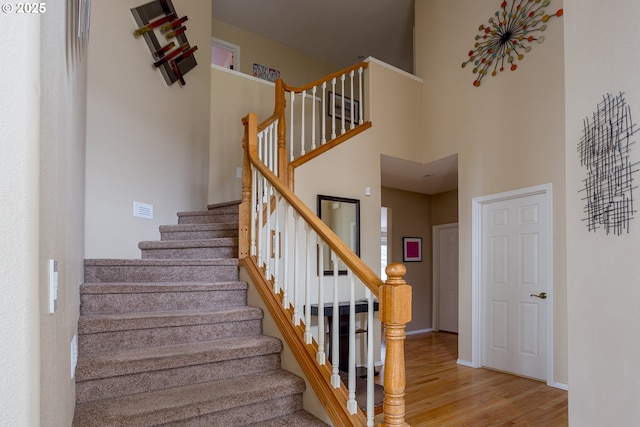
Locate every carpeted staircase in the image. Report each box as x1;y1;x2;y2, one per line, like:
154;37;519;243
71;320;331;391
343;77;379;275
73;201;328;426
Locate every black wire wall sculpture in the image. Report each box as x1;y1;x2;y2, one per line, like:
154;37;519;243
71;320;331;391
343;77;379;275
578;93;639;235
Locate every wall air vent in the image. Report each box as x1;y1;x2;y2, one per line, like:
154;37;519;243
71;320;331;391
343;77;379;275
133;201;154;220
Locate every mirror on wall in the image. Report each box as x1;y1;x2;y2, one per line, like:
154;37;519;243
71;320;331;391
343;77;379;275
317;194;360;275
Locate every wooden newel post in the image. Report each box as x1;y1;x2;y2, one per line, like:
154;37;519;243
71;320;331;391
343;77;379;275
380;263;412;427
274;79;289;188
238;114;256;260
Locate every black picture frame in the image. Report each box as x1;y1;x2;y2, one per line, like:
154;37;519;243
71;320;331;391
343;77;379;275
328;92;360;124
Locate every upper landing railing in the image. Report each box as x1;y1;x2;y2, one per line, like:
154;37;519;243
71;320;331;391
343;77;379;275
238;62;411;427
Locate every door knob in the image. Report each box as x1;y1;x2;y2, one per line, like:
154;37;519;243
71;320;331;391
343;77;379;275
530;292;547;299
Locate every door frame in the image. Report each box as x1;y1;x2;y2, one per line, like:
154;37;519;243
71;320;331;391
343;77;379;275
432;222;459;332
471;183;554;385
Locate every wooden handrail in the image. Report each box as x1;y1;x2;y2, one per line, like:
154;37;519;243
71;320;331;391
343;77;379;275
282;61;369;94
242;112;383;296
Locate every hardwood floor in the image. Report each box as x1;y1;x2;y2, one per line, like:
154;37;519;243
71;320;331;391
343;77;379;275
374;332;568;426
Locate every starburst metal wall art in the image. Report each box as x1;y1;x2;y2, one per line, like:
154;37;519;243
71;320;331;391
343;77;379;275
461;0;563;87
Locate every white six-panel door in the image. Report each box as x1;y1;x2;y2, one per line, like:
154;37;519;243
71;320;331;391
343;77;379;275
480;191;550;380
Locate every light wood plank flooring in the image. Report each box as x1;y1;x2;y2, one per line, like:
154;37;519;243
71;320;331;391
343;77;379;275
374;331;567;426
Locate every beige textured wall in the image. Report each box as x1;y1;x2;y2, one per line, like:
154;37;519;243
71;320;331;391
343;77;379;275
86;0;211;259
381;187;433;332
564;1;640;424
2;2;87;425
209;67;275;204
431;190;458;226
212;19;337;86
38;3;88;425
415;0;567;384
1;11;42;426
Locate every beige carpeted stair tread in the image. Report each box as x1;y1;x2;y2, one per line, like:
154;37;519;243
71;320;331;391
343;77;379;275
80;281;248;294
73;370;306;426
138;238;237;250
78;306;263;334
76;335;283;381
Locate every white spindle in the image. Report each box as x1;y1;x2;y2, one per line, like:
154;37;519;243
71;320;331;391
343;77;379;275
321;82;327;144
289;91;295;161
256;174;264;267
316;241;326;365
282;203;290;309
358;67;364;125
304;224;312;344
366;287;375;426
293;211;301;326
349;70;355;130
250;166;257;257
265;180;272;278
330;78;336;139
273;193;280;294
340;74;346;135
346;270;357;415
311;86;317;150
330;251;340;388
300;90;306;156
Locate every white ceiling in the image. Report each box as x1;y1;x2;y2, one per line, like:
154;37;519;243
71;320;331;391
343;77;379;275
212;0;458;195
381;154;458;195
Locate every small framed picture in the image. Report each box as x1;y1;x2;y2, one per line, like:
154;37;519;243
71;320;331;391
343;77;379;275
403;237;422;262
328;91;359;124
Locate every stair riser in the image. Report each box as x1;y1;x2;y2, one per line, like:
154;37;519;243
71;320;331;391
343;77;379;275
160;230;238;241
80;290;247;315
178;214;239;225
85;265;238;283
206;204;240;214
79;320;262;353
141;247;237;260
76;354;281;403
165;394;303;427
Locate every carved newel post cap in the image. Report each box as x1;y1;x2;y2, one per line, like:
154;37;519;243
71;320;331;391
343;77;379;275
385;263;406;281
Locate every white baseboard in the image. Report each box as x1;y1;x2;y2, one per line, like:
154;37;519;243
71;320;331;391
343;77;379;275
406;328;433;336
456;358;475;368
548;381;568;391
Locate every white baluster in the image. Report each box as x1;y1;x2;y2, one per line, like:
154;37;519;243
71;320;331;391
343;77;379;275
300;90;306;156
289;91;295;161
273;193;280;294
256;174;264;268
321;82;327;145
304;224;312;344
282;203;290;309
346;270;357;415
316;241;326;365
268;122;274;173
330;250;340;388
358;67;364;125
366;287;375;426
330;78;336;139
250;166;257;257
349;70;355;130
340;74;346;135
293;211;301;326
311;86;317;150
273;120;279;176
265;180;272;279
